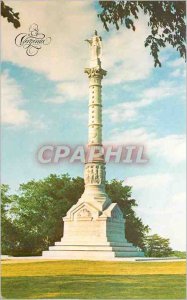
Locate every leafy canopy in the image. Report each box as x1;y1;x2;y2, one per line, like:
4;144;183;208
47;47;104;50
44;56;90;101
144;234;173;257
1;1;20;28
1;174;149;256
98;1;186;66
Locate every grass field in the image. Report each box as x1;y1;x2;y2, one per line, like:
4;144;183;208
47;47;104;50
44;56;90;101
1;259;186;299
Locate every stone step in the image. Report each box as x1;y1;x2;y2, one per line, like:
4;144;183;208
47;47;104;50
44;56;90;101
42;250;144;259
55;241;133;247
49;245;137;252
115;251;144;257
43;250;116;259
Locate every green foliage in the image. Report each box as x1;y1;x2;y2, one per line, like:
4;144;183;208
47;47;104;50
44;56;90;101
1;175;84;256
144;234;173;257
98;1;186;66
1;184;20;254
1;175;149;256
173;251;186;259
1;1;20;28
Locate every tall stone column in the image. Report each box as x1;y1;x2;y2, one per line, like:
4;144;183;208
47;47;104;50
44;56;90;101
79;64;111;210
79;31;111;210
42;31;144;259
86;66;106;147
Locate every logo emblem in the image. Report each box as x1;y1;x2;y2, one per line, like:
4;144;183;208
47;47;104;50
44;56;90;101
15;23;51;56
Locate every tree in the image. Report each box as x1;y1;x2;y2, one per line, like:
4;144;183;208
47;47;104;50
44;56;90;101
1;174;84;256
98;1;186;66
1;184;20;255
1;1;20;28
1;174;149;256
172;250;186;259
144;234;173;257
106;179;149;249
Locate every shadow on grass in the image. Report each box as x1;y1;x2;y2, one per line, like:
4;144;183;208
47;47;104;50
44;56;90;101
2;274;186;299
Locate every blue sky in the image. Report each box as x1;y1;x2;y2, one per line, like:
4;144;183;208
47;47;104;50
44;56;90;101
2;0;186;250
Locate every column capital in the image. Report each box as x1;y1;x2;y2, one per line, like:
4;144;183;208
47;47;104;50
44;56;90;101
84;66;107;79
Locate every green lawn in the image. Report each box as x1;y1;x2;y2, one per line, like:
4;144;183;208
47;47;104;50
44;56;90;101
1;260;186;299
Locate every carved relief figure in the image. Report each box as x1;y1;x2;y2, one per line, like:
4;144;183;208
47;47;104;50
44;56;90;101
102;165;106;183
84;165;90;184
77;208;92;218
90;166;94;184
84;164;106;185
95;165;99;184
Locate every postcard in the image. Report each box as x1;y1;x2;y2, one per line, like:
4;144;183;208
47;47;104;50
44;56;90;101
1;1;186;299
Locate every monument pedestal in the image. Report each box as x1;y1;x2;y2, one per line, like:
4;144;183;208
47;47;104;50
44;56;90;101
43;195;144;259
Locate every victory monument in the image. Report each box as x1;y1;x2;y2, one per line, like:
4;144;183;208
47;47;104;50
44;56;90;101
43;31;144;259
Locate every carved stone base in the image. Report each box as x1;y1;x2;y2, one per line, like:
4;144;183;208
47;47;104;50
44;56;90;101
42;201;144;259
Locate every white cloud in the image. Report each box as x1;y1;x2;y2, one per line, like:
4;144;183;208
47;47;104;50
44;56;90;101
107;126;186;249
143;80;174;99
126;173;186;250
44;80;88;103
170;68;182;78
1;70;30;126
104;104;138;123
2;1;155;102
168;58;186;78
151;134;186;165
169;192;186;214
147;190;186;250
106;127;185;165
103;17;153;84
1;1;99;84
107;127;154;145
169;58;185;68
125;173;172;189
1;70;46;129
56;80;88;101
104;80;180;123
